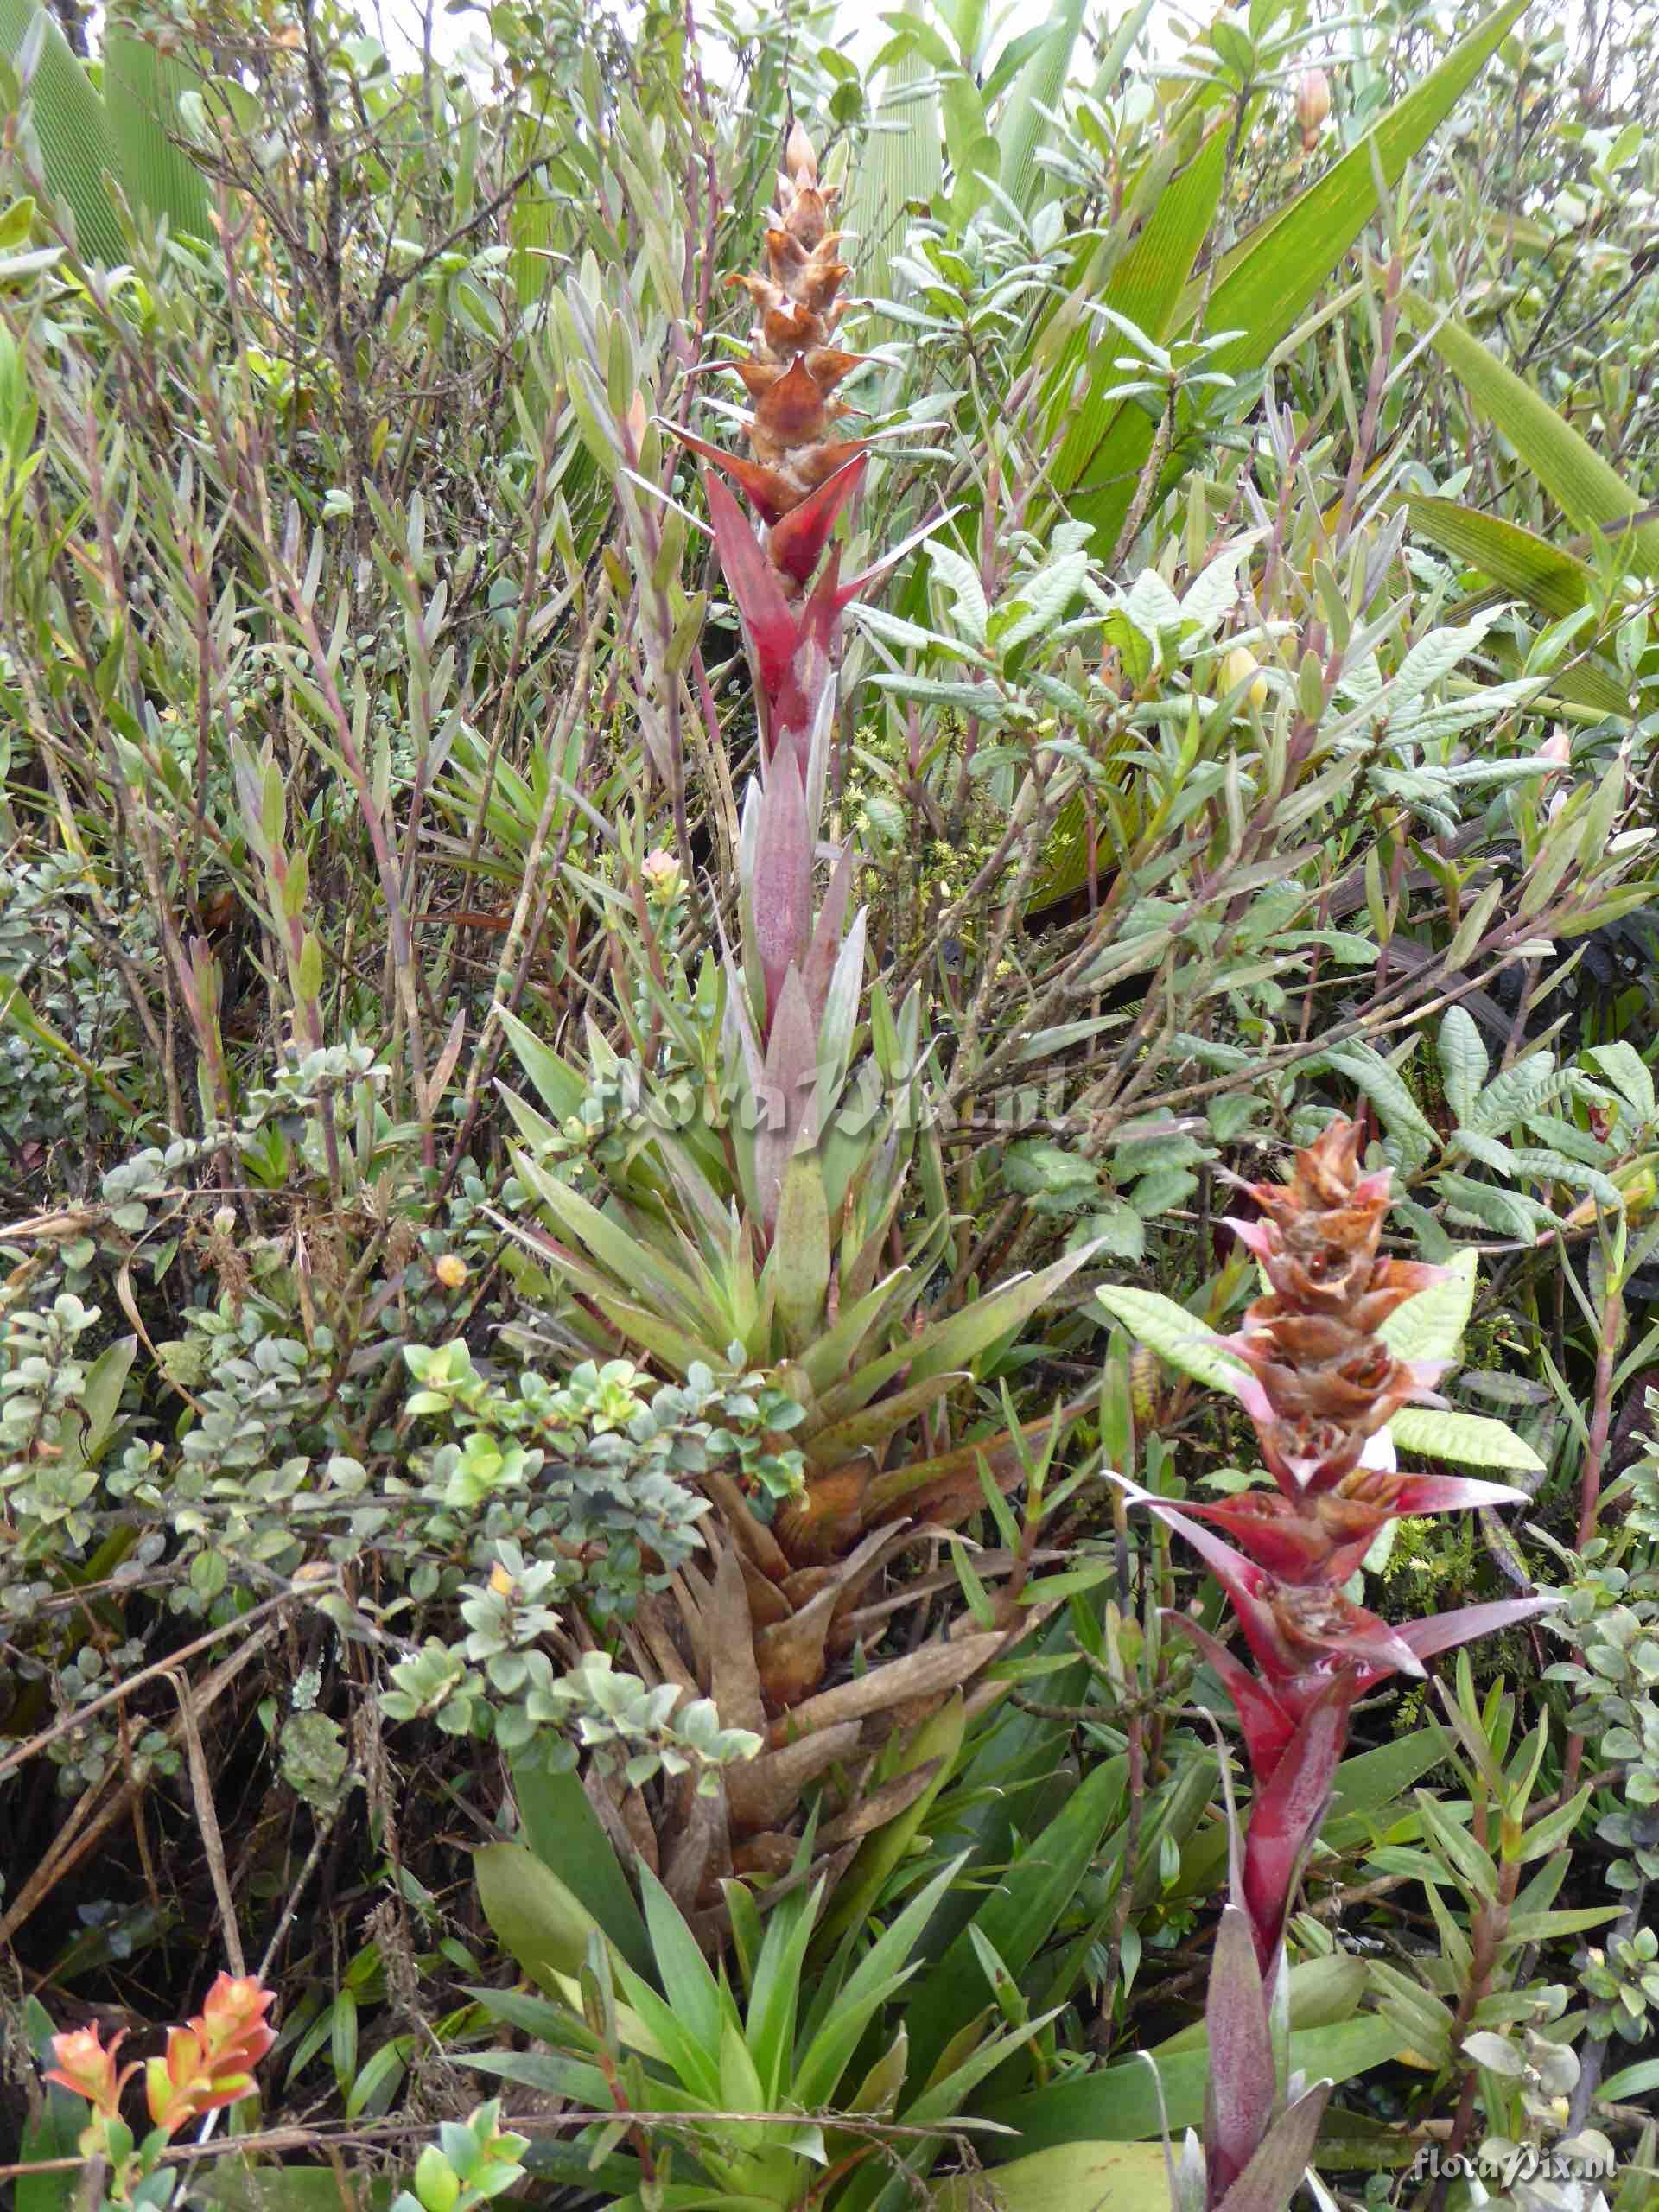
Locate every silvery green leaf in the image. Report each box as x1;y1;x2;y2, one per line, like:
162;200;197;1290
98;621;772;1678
1438;1006;1489;1127
853;603;989;663
1130;1167;1199;1217
929;541;988;644
1467;1054;1563;1135
1507;1149;1624;1208
1074;1205;1145;1262
1452;1126;1517;1176
1462;2031;1525;2076
997;550;1090;649
1392;604;1506;702
1434;1171;1555;1239
1095;1287;1243;1395
1179;530;1266;635
1319;1042;1436;1172
1122;568;1185;634
1587;1041;1656;1126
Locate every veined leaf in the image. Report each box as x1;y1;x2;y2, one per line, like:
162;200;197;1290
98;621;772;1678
1101;1281;1541;1469
846;41;943;320
995;0;1091;215
1316;1044;1436;1173
16;1999;80;2212
1438;1006;1490;1128
1378;1249;1478;1366
0;0;122;263
1072;0;1527;556
1389;1406;1543;1472
1043;119;1230;539
1189;0;1527;371
1095;1284;1243;1394
102;29;212;244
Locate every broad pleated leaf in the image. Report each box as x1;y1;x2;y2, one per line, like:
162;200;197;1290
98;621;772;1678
995;0;1090;215
1404;494;1594;616
0;0;122;263
102;29;212;242
1402;289;1659;571
1069;0;1529;556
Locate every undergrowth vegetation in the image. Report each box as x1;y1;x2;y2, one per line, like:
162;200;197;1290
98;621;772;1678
4;0;1659;2204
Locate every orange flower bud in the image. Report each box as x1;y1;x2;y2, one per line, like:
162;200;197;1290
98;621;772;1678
1296;67;1331;151
44;2024;136;2117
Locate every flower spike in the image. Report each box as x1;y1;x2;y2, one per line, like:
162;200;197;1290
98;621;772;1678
1116;1116;1560;2063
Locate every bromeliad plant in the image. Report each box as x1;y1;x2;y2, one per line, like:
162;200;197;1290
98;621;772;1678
492;119;1096;1912
1114;1117;1560;2208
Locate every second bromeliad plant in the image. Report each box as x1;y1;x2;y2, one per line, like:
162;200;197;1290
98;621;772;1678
1115;1118;1559;2207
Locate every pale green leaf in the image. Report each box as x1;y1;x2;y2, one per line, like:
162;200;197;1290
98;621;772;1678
1389;1407;1543;1472
1095;1286;1242;1395
1378;1249;1478;1367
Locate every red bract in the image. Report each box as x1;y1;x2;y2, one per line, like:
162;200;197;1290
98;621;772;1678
672;126;876;773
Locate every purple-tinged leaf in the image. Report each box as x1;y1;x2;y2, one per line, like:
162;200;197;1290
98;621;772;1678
712;887;766;1098
1211;2080;1331;2212
753;968;820;1233
752;753;814;1027
802;671;836;843
800;844;854;1026
1204;1904;1274;2202
1242;1676;1358;1975
812;908;868;1129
